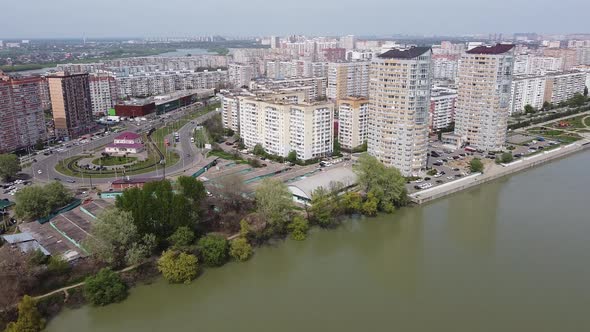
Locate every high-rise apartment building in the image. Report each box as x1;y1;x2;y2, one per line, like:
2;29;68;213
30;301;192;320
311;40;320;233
337;97;369;151
429;87;457;132
89;72;117;116
0;75;47;153
220;93;242;132
48;72;94;138
270;36;280;49
228;63;255;88
340;35;356;50
544;71;587;104
432;55;459;81
327;61;370;101
238;96;334;160
543;48;578;70
368;47;432;176
454;44;515;151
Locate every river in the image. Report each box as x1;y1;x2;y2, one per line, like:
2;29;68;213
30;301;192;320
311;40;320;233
46;152;590;332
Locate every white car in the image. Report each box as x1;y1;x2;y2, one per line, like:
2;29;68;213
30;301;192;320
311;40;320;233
37;170;42;174
447;176;454;180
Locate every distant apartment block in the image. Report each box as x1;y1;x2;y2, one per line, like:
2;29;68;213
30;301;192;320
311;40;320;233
249;77;327;101
228;63;255;88
48;72;94;138
220;93;242;132
238;96;334;160
542;48;578;70
0;75;47;153
429;87;457;132
89;72;117;116
513;55;563;75
116;70;228;98
544;71;587;104
327;61;370;101
509;75;547;114
455;44;515;151
337;97;369;151
432;55;459;81
368;47;433;176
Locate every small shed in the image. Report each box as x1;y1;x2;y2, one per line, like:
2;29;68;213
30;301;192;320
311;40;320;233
1;232;51;256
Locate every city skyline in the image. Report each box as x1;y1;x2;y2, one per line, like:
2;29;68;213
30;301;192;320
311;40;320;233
1;0;589;39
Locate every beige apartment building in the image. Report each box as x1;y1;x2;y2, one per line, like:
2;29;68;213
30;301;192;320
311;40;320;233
337;97;369;150
454;44;515;151
327;61;370;101
368;47;432;176
48;72;94;138
543;71;587;104
238;95;333;160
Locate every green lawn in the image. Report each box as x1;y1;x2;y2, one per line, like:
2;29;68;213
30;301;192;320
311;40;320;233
91;156;137;166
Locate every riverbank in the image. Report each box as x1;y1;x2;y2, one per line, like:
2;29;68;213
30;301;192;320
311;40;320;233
410;138;590;204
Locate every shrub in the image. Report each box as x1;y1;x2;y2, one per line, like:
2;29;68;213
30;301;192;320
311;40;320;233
84;268;128;306
361;193;379;216
47;256;70;275
288;216;309;241
197;235;229;267
157;250;199;284
168;226;195;249
427;169;437;176
4;295;45;332
469;158;484;173
229;238;253;262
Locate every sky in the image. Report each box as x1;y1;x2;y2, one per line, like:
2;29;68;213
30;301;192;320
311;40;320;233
1;0;589;38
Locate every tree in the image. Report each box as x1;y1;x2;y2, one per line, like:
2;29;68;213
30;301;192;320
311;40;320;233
524;104;535;114
168;226;195;250
176;176;206;203
254;178;294;230
34;139;44;151
470;158;484;173
333;138;341;156
15;182;73;220
4;295;45;332
0;154;21;182
341;192;363;214
584;86;588;97
157;250;198;284
287;150;298;163
427;169;438;176
310;187;337;227
47;256;70;275
253;144;266;156
499;152;514;164
354;154;408;211
225;128;235;137
361;192;379;216
215;173;252;213
84;268;128;306
229;237;253;261
569;93;586;107
239;219;251;238
287;215;309;241
197;235;229;267
84;209;154;267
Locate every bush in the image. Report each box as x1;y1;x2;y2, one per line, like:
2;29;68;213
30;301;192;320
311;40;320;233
197;235;229;267
427;169;437;176
498;152;514;164
341;192;363;214
47;256;70;275
361;193;379;216
469;158;484;173
84;268;128;306
288;216;309;241
229;238;253;261
157;250;199;284
28;250;48;266
4;295;45;332
168;226;195;249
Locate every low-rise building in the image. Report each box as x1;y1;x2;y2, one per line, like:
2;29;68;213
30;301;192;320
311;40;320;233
105;132;145;155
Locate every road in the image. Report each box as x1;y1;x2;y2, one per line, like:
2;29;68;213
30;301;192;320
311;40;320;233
23;105;220;188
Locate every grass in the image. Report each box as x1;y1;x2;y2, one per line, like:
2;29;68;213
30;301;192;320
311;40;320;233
208;150;243;161
91;156;137;166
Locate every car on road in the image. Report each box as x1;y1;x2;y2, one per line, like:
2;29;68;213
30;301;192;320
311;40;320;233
435;180;444;184
54;177;61;181
66;179;76;183
37;170;42;174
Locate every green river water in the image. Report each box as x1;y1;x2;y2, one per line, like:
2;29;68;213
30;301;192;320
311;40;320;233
46;152;590;332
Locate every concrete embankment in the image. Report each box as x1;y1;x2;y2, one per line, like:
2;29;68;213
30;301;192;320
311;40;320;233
410;140;590;204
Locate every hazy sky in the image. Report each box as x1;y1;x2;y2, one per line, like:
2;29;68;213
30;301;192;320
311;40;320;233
2;0;588;38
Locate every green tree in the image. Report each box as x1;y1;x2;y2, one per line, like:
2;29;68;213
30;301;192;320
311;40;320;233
354;154;408;210
333;138;341;156
470;158;484;173
44;181;73;209
84;209;154;267
0;154;21;182
47;256;70;275
524;104;535;114
584;86;588;97
427;169;437;176
341;192;363;214
157;250;199;284
499;152;514;164
4;295;45;332
168;226;195;249
84;268;128;306
361;192;379;216
286;150;298;163
253;144;266;156
254;178;294;230
287;215;309;241
239;219;251;238
34;139;45;151
14;181;73;220
197;235;229;267
229;237;253;261
569;93;586;107
310;187;337;227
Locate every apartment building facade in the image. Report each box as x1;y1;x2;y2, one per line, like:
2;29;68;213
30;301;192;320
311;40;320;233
228;63;255;88
89;72;117;116
454;44;515;151
544;71;587;104
116;70;228;98
238;97;334;160
337;97;369;150
327;61;370;101
509;75;547;114
368;47;433;176
0;75;47;153
48;72;94;138
429;87;457;132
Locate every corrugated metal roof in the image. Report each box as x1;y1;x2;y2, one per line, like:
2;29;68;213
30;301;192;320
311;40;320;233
288;167;357;200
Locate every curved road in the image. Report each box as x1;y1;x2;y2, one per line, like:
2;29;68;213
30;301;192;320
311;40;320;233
24;106;219;188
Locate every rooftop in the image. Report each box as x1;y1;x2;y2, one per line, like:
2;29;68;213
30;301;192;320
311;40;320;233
466;44;515;55
115;131;141;140
106;143;144;149
288;167;357;200
378;47;431;59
